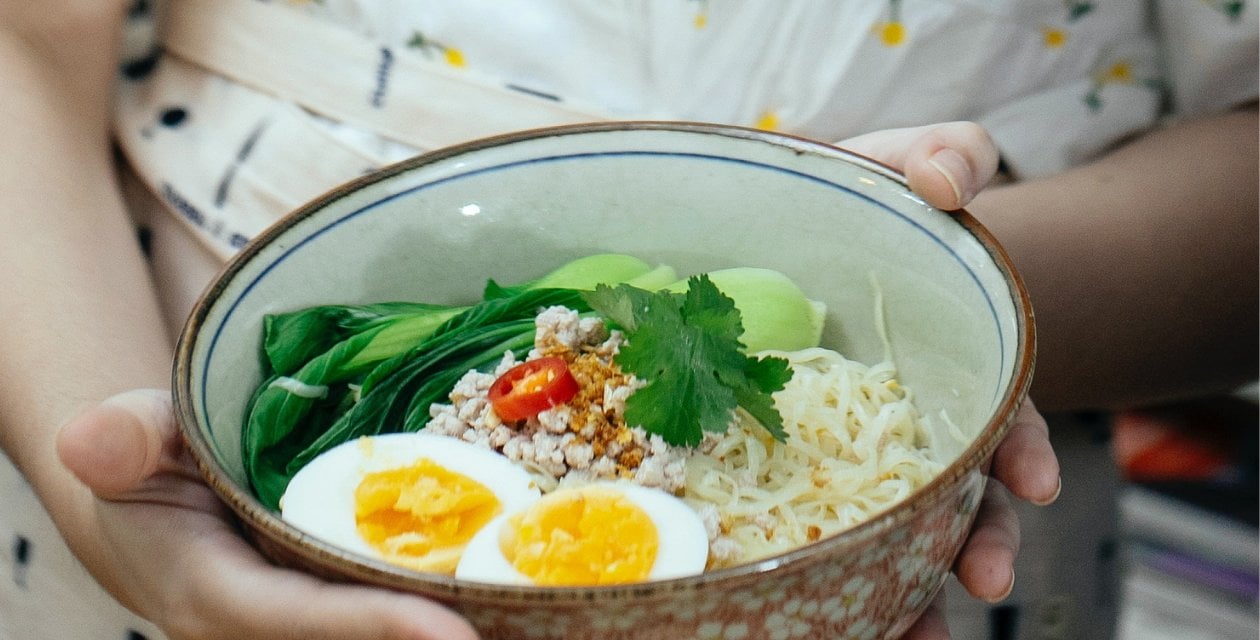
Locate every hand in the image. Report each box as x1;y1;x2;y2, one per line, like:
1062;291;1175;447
839;124;1061;639
898;400;1060;640
838;121;1001;212
57;389;480;640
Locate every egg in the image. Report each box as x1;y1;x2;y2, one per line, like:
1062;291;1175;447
279;432;540;574
455;483;710;586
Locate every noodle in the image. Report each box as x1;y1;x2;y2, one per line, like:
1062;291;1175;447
684;347;944;567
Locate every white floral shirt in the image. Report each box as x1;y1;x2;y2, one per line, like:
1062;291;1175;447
111;0;1255;261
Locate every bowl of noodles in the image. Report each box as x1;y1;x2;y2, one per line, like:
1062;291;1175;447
173;121;1034;640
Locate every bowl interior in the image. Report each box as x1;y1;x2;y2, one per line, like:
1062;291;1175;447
177;122;1030;556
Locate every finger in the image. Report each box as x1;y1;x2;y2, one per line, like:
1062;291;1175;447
838;122;1000;210
169;530;480;640
898;590;951;640
991;399;1061;506
57;389;175;497
953;480;1019;603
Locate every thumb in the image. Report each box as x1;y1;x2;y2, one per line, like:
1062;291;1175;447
57;389;178;498
838;122;999;210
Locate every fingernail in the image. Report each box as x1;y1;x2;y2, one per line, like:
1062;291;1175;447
1031;476;1063;507
987;567;1016;604
927;148;973;208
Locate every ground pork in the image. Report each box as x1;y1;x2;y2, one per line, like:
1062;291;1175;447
425;306;688;492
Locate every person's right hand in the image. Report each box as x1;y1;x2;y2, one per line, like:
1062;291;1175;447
57;388;480;640
894;399;1059;640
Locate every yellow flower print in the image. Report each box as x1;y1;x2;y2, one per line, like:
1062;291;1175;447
406;32;467;68
1043;27;1067;48
690;0;710;29
1084;59;1151;111
1099;61;1134;84
754;111;780;131
443;48;466;67
879;22;906;46
873;0;906;47
1042;2;1092;50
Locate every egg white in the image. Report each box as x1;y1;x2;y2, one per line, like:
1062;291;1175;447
454;482;710;585
279;432;541;564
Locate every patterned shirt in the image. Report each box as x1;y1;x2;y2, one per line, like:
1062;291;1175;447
111;0;1256;260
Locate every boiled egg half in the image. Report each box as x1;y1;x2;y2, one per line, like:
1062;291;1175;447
455;483;710;586
280;432;540;574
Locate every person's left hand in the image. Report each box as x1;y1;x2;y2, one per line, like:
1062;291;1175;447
838;123;1062;639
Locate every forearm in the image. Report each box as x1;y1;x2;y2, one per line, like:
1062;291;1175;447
0;0;170;584
971;107;1259;411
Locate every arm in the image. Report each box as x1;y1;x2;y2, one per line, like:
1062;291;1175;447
0;0;172;575
843;111;1256;638
0;5;475;639
970;107;1259;411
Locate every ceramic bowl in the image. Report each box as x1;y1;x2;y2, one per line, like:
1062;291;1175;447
173;122;1034;640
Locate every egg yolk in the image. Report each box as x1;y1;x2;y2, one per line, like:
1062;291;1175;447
500;487;658;586
354;459;500;573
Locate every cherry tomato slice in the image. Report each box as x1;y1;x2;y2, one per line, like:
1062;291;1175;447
488;357;580;422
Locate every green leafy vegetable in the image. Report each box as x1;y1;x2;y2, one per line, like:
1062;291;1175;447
242;254;815;510
245;288;588;509
262;302;457;375
583;275;793;446
483;253;675;300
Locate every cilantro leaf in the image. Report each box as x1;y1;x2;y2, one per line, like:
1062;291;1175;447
724;355;793;441
580;283;657;333
583;275;793;446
